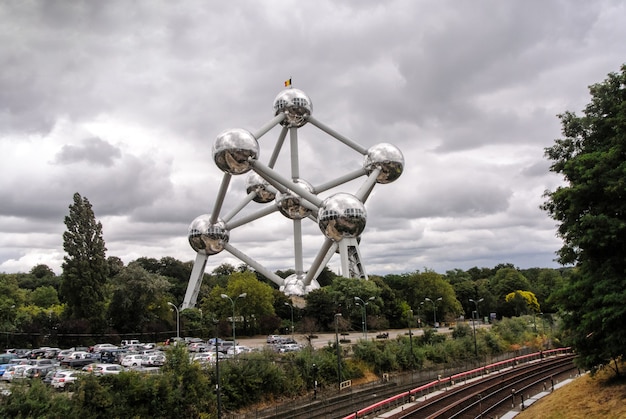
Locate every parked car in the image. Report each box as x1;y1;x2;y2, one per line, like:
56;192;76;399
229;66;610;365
51;370;83;390
266;335;281;344
92;344;119;352
60;352;102;368
24;365;57;380
82;363;125;376
0;364;32;381
278;343;301;353
142;353;166;367
121;354;144;367
188;342;210;352
218;341;235;354
226;345;252;356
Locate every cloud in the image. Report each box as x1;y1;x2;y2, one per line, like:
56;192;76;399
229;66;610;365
1;0;625;278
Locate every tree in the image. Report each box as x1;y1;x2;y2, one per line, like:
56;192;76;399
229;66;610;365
543;64;626;376
107;262;172;335
504;290;539;316
59;193;109;331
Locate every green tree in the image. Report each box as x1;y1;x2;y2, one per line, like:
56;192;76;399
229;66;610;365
543;64;626;376
107;262;172;334
59;192;109;331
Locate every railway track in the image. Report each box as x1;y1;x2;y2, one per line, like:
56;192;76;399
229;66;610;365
391;354;577;419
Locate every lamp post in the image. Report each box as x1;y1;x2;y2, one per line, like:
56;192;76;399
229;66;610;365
469;298;483;356
354;296;375;339
221;292;247;347
424;297;442;328
167;302;180;339
335;313;342;388
408;309;414;365
284;301;294;339
213;319;222;419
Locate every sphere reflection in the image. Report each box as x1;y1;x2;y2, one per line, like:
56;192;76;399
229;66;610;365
273;88;312;128
188;214;229;255
213;129;259;175
364;143;404;184
318;193;367;241
275;179;314;219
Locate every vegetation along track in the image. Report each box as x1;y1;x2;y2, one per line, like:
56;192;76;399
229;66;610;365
391;354;577;419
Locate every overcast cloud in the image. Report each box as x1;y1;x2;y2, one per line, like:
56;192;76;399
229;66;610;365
1;0;625;277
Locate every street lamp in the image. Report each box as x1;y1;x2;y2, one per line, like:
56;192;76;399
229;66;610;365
424;297;442;328
469;298;484;356
354;296;375;339
335;313;342;388
408;309;414;365
167;302;180;339
213;319;222;419
221;292;247;347
284;301;294;339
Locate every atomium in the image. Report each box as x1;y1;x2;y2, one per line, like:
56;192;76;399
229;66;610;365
181;86;404;308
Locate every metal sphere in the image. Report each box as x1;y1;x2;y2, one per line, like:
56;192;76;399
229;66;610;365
213;128;259;175
246;172;277;203
363;143;404;184
280;273;321;296
188;214;229;255
273;88;312;128
275;179;314;219
318;193;367;241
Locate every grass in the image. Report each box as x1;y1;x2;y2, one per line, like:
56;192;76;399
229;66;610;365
516;364;626;419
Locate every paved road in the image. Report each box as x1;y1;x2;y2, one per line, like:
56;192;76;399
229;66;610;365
237;327;431;350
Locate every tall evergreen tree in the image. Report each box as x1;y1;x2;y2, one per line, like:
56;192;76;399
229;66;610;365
543;64;626;376
60;192;108;330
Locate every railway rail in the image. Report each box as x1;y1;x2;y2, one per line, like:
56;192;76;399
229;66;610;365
338;347;574;419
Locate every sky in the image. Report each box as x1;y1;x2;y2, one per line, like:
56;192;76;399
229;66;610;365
1;0;625;278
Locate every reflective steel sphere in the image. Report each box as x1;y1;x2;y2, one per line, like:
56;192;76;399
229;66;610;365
275;179;314;219
213;128;259;175
318;193;367;241
280;274;320;296
363;143;404;184
273;88;312;128
188;214;229;255
246;172;277;203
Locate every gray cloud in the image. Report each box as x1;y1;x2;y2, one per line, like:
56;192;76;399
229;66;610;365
1;0;625;275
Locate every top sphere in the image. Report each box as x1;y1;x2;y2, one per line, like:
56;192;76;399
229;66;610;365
273;88;312;128
364;143;404;184
213;128;259;175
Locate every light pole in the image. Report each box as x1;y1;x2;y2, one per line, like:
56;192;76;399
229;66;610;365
469;298;484;357
284;301;294;339
424;297;442;328
354;296;375;339
213;319;222;419
335;313;342;388
221;292;247;346
408;309;414;365
167;302;180;339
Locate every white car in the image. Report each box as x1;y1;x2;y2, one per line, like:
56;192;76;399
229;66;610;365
0;364;31;381
51;370;83;390
121;354;144;367
83;363;125;376
92;344;119;352
142;354;166;367
226;346;252;356
278;343;301;353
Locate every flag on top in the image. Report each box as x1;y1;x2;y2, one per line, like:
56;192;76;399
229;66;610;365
284;78;292;87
